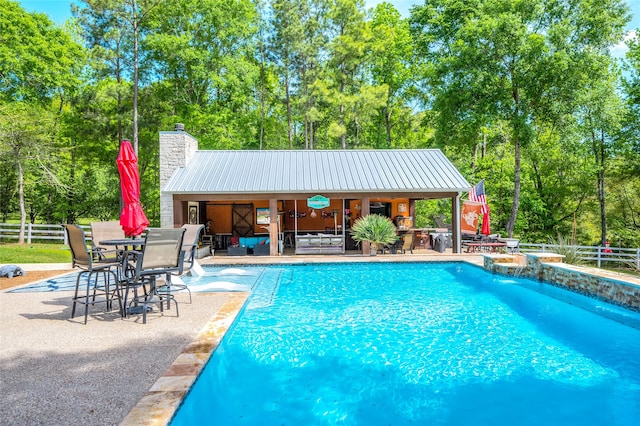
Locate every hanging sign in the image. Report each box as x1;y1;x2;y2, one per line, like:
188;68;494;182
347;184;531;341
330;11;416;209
307;195;330;209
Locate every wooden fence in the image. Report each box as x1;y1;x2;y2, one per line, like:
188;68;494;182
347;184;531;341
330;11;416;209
0;223;91;244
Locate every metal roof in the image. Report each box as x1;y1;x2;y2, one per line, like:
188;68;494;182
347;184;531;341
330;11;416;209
162;149;471;195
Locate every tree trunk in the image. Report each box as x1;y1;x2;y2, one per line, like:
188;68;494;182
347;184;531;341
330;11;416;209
482;132;487;157
259;30;266;150
302;63;309;149
67;147;77;224
340;61;346;149
385;106;392;148
472;132;479;170
339;104;346;148
506;87;522;238
132;0;139;155
597;130;607;245
506;136;521;238
116;59;123;143
17;161;25;244
285;71;292;149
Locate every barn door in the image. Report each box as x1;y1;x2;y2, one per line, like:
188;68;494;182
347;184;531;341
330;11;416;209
232;204;254;237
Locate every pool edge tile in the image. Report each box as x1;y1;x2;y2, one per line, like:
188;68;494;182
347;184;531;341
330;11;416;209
119;292;249;426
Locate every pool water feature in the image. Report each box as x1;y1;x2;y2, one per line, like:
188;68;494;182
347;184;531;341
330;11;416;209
171;262;640;425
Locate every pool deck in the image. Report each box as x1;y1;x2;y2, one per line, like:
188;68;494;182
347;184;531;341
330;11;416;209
1;251;636;426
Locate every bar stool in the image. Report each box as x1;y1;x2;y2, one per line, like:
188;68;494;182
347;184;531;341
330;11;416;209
63;224;122;324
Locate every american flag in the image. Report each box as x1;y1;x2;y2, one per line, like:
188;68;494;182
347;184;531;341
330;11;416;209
469;180;488;214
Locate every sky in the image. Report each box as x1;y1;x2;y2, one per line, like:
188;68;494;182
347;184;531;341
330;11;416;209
16;0;640;57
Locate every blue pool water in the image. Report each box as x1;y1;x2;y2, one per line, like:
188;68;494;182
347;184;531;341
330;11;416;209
171;262;640;425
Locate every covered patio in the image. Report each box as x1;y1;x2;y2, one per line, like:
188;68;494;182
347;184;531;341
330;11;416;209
159;128;471;256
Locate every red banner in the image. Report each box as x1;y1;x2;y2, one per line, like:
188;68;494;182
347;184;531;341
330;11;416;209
461;201;484;234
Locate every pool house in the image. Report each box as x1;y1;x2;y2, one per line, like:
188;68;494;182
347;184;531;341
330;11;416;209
159;127;472;255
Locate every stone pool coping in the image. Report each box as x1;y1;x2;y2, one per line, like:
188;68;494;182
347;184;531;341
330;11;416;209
119;293;248;425
485;252;640;312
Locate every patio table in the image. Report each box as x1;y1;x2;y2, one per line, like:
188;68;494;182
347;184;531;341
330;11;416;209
99;238;145;249
100;239;148;315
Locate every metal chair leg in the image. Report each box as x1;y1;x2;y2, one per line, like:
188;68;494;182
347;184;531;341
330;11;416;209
71;272;83;319
84;271;94;324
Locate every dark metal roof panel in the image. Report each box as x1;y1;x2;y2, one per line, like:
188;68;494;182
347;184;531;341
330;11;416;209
162;150;471;194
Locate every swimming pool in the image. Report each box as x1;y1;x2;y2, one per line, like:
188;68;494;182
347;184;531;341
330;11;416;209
171;262;640;425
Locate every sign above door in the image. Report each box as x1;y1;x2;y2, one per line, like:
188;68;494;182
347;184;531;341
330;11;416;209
307;195;330;209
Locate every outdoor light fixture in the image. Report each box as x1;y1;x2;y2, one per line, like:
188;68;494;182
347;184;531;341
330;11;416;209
310;209;317;218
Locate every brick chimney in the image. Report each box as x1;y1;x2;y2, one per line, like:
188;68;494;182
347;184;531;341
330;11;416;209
159;125;198;227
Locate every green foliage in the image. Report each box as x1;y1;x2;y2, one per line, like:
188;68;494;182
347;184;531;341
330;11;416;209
0;0;638;250
350;214;398;250
547;234;584;266
411;0;631;236
0;0;85;103
0;243;71;263
414;199;451;229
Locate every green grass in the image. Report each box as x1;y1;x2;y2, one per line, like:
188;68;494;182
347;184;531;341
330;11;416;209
0;243;71;263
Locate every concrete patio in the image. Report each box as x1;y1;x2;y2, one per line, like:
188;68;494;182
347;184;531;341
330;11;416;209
0;253;483;425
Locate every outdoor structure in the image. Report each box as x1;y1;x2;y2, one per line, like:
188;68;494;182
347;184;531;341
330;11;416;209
159;126;471;255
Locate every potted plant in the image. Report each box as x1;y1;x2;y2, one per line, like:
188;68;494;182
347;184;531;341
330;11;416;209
350;214;398;255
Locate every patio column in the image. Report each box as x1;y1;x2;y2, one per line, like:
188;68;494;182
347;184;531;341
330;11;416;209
361;197;370;254
269;198;278;256
451;194;461;253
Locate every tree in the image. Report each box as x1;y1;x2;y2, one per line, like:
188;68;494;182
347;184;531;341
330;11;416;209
73;0;132;144
614;31;640;246
369;3;414;148
0;0;83;104
0;1;85;240
326;0;373;149
270;0;305;148
0;104;55;242
411;0;629;237
295;0;330;149
143;0;260;148
74;0;161;154
576;58;625;245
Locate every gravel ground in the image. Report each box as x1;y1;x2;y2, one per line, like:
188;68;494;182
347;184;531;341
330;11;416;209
0;266;233;426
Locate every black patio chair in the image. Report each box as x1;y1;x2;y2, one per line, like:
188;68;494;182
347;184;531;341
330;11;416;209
121;227;186;324
63;224;122;324
400;232;414;254
155;224;204;307
89;220;125;260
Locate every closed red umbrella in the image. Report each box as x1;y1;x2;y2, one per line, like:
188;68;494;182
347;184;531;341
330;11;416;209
117;139;149;236
481;204;491;236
